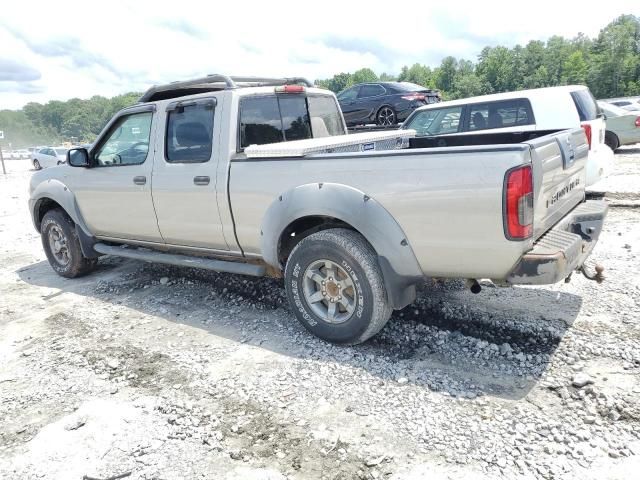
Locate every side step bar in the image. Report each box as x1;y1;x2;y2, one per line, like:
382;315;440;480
93;243;266;277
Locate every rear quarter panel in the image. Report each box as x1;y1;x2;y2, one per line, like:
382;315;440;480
230;146;533;279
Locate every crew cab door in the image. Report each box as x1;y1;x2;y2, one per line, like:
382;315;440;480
151;96;229;250
68;105;163;242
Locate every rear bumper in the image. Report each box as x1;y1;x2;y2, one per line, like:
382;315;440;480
506;200;608;285
585;146;614;187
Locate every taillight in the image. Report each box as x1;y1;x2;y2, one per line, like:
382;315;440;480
581;123;592;149
635;117;640;127
504;165;533;240
275;85;305;93
401;93;426;101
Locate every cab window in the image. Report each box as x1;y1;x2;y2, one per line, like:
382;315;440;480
337;87;359;102
94;112;153;166
358;84;385;98
239;94;339;149
405;106;462;136
468;99;534;131
166;101;215;163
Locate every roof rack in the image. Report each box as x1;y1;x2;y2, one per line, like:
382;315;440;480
139;75;315;102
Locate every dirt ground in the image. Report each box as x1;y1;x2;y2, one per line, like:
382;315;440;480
1;149;639;480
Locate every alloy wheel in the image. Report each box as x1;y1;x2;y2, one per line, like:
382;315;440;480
302;259;357;324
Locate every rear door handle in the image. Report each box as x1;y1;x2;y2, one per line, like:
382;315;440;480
133;176;146;185
194;176;210;186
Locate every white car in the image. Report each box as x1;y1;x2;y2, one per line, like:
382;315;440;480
32;147;68;170
402;85;613;186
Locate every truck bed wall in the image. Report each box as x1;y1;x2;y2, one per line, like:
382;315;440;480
229;145;533;279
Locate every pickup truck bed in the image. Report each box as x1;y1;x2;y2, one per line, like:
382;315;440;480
230;128;594;281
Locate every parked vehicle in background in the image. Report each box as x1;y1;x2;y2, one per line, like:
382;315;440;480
602;96;640;112
32;147;69;169
598;101;640;150
28;74;607;345
337;82;440;127
11;149;30;159
401;85;612;187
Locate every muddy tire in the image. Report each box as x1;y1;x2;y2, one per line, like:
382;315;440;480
284;228;392;344
41;208;97;278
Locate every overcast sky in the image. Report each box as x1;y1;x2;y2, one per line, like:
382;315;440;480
0;0;637;110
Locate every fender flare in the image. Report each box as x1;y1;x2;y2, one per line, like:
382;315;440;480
260;182;423;309
31;180;99;258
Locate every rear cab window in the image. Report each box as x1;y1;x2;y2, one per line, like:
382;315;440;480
239;93;345;149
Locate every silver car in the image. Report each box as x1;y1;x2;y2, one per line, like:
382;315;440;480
32;147;68;170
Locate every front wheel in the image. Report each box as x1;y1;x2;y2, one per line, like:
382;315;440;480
41;209;98;278
33;159;41;170
284;228;392;344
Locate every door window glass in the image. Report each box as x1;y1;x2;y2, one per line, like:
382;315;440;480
337;87;358;102
358;84;385;98
166;102;215;163
95;112;153;166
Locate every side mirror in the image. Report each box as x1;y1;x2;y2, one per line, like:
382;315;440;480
67;148;90;167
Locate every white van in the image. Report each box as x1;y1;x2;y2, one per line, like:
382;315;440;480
402;85;613;186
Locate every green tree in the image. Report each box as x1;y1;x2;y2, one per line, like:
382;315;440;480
562;50;588;84
351;68;378;84
397;63;433;87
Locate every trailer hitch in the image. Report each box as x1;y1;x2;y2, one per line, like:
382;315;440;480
578;264;605;284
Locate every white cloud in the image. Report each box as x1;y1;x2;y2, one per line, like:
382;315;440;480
0;0;637;109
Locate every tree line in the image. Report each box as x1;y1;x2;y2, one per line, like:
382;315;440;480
1;14;637;148
317;14;639;100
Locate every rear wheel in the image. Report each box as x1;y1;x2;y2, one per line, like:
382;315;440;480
376;106;396;126
604;131;620;151
41;209;98;278
284;228;392;344
33;159;41;170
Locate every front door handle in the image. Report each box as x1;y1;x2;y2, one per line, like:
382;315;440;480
194;176;210;186
133;176;146;185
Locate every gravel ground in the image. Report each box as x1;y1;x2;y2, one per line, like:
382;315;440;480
1;149;639;480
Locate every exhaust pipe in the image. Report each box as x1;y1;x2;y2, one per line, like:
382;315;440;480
465;279;482;294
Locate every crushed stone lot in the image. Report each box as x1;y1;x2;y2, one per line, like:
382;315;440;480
1;149;639;480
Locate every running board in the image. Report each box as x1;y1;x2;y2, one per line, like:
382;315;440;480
93;243;266;277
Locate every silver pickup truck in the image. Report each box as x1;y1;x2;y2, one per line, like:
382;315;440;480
29;74;607;344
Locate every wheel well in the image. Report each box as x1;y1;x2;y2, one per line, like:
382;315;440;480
35;198;65;230
278;216;357;265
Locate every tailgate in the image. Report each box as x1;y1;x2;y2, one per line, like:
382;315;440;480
526;128;588;240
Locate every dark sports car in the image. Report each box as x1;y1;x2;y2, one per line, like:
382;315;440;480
337;82;440;127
